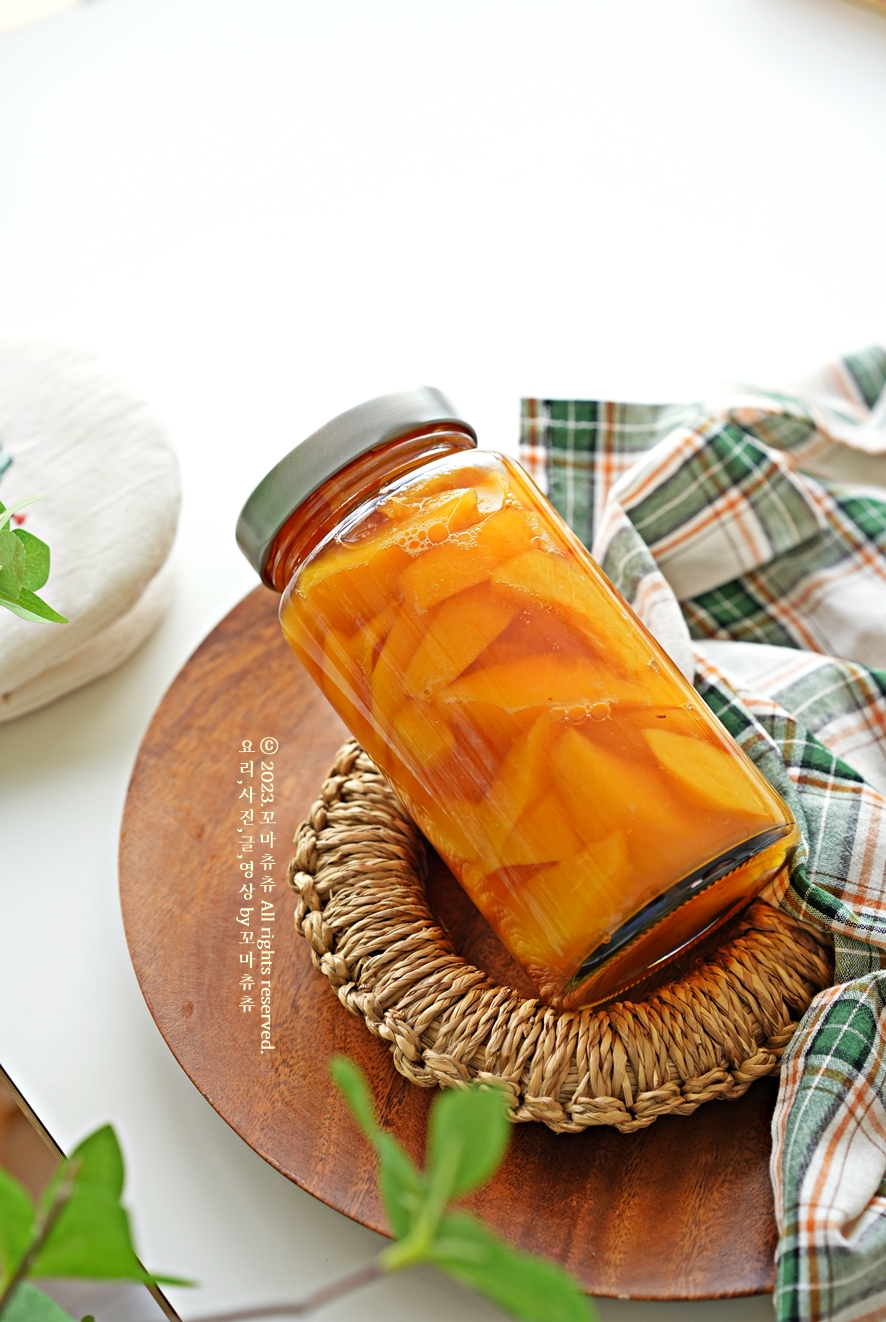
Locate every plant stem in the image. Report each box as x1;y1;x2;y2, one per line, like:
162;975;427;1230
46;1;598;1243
182;1257;387;1321
383;1137;460;1274
0;1173;75;1317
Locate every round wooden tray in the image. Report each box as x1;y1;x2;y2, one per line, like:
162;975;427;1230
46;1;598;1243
120;586;780;1301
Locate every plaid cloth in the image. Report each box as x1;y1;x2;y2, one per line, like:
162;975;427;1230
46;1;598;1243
520;348;886;1322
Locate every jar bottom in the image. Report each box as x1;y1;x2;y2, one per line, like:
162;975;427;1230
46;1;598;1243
560;825;798;1010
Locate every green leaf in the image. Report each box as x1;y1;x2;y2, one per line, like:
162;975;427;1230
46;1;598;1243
330;1058;379;1142
32;1127;192;1287
36;1128;121;1224
0;496;46;534
0;589;67;624
0;529;26;600
1;1283;76;1322
68;1126;124;1203
428;1084;511;1201
12;530;50;591
0;1167;35;1286
375;1133;427;1239
331;1058;426;1239
30;1194;154;1282
429;1213;595;1322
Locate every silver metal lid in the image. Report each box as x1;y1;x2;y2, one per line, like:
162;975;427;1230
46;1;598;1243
236;386;477;579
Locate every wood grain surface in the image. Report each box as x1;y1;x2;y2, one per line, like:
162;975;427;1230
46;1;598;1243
119;586;778;1300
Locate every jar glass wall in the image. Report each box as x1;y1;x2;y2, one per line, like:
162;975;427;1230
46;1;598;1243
275;442;798;1007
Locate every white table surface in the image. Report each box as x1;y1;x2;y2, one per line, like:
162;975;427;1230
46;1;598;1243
1;1;885;1318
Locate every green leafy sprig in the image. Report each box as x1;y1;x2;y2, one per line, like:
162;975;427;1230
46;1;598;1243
0;1124;190;1322
0;499;67;624
0;1066;595;1322
329;1058;595;1322
182;1062;595;1322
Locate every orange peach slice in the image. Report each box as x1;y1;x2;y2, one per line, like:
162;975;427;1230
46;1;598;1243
410;797;486;864
445;654;610;711
297;489;480;622
497;791;584;867
643;728;779;819
492;549;656;673
450;648;681;712
403;585;518;700
444;697;535;751
548;725;682;846
418;719;554;872
393;700;456;769
379;464;496;514
298;541;410;630
480;713;553;852
377;486;480;534
446;487;484;533
321;628;370;710
371;607;425;728
496;832;629;969
550;725;759;891
352;603;398;678
474;609;591;672
315;628;378;753
400;536;499;612
475;506;540;561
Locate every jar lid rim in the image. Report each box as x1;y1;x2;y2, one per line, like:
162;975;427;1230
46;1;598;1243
236;387;477;578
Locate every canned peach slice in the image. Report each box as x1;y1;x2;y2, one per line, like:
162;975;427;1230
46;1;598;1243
316;630;377;755
400;537;502;611
444;698;538;757
476;609;595;670
393;700;456;768
411;798;485;864
440;487;484;534
548;726;682;846
492;549;654;672
480;715;552;849
444;654;642;712
473;506;541;560
352;603;398;678
495;833;629;971
300;488;478;613
299;541;410;630
643;728;777;818
497;791;584;867
444;655;598;711
378;485;481;535
370;608;425;726
379;464;499;513
399;507;541;612
402;585;518;700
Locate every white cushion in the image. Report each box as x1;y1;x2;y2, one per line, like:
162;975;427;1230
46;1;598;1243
0;341;180;719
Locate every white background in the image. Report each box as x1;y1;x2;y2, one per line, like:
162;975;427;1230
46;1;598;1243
0;0;885;1318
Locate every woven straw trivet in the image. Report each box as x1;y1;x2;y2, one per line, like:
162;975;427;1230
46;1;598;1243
288;739;834;1133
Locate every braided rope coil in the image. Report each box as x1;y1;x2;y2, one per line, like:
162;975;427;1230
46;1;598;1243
288;740;833;1133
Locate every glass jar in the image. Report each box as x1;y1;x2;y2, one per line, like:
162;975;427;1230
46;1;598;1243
237;389;799;1008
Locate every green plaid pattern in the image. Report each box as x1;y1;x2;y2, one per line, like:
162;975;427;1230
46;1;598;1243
520;348;886;1322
